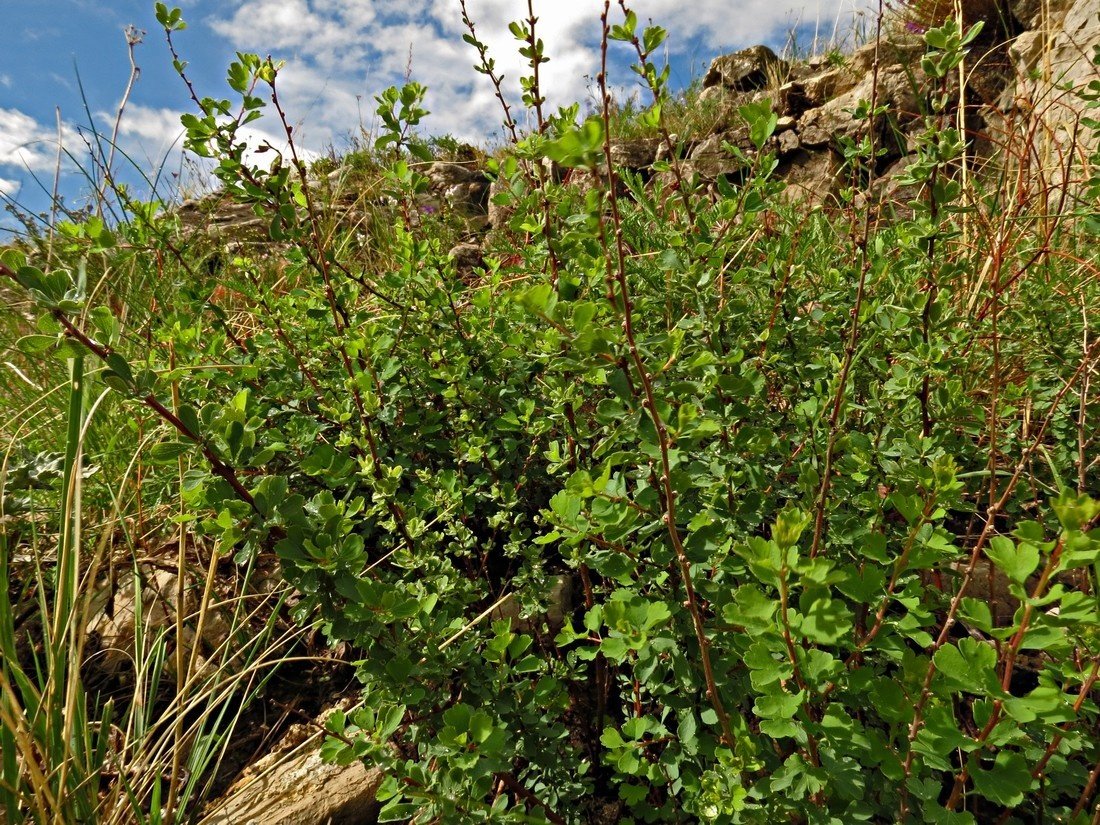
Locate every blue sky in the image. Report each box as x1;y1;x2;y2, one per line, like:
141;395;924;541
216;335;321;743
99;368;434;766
0;0;865;226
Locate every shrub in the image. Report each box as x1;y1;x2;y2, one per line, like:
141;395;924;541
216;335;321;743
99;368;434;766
2;2;1099;822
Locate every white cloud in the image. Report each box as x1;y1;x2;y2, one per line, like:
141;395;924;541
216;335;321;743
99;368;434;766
0;177;21;197
109;105;187;162
209;0;377;64
0;108;66;171
199;0;860;149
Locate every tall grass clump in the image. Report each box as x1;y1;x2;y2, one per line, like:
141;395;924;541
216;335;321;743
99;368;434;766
2;0;1099;821
0;26;309;825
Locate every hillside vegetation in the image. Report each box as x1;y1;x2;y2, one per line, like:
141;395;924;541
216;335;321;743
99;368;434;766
1;1;1099;822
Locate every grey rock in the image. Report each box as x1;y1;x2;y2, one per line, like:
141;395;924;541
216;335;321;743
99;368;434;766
654;133;684;163
487;175;514;231
777;81;813;118
1048;0;1100;86
802;66;862;106
870;154;924;217
491;574;573;634
776;128;801;156
847;35;924;76
425;161;483;188
426;161;490;214
206;704;383;825
777;149;843;205
797;66;920;148
702;45;787;92
1011;0;1077;29
610;138;661;170
697;84;727;105
448;242;484;277
1009;29;1046;74
686;128;752;178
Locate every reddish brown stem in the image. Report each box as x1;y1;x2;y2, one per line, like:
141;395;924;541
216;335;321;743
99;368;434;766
901;342;1100;803
595;0;734;751
808;0;884;560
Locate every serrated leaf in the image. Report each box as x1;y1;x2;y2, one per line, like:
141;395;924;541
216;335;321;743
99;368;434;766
754;688;804;720
970;750;1030;807
933;638;1001;695
986;536;1039;585
795;591;852;645
722;585;776;631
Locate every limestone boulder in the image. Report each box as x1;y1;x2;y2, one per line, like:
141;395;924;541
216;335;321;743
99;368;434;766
85;561;240;679
1011;0;1079;30
448;242;485;280
777;149;844;206
703;45;787;92
1002;0;1100;205
487;174;516;231
797;66;921;148
610;138;661;171
1009;29;1047;74
1045;0;1100;88
491;574;573;634
204;709;383;825
685;128;753;178
846;35;925;76
425;161;490;214
802;66;863;106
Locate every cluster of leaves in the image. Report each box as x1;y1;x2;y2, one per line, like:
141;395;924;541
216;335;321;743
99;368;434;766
4;4;1099;822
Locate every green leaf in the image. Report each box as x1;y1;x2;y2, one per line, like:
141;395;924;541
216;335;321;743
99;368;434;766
600;636;630;661
147;441;193;464
743;640;793;689
517;282;557;316
723;585;776;631
800;648;842;688
772;507;809;549
754;688;804;720
17;334;59;354
1051;491;1100;532
177;404;202;437
641;25;667;55
600;727;625;748
933;638;1001;695
958;598;994;634
739;99;779;149
544;116;605;168
794;590;852;645
970;750;1031;807
377;801;421;822
104;352;134;385
985;536;1039;585
469;711;494;744
442;703;471;734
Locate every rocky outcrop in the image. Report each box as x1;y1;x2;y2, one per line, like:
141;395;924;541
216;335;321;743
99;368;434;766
1007;0;1100;101
447;241;485;279
83;549;286;683
797;64;922;147
1001;0;1100;204
610;138;661;170
175;13;1099;254
702;45;788;96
